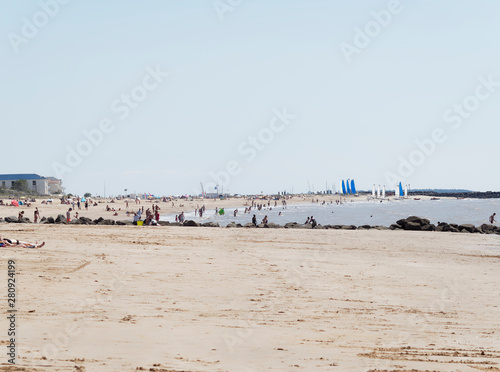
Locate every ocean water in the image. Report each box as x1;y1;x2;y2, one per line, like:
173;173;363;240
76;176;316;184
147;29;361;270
161;198;500;228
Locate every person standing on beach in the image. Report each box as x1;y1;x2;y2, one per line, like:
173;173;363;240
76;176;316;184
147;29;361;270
490;213;496;224
252;215;257;226
34;208;40;223
66;208;72;223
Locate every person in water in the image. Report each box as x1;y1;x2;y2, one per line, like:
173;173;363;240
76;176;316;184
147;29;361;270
490;213;496;224
252;215;257;226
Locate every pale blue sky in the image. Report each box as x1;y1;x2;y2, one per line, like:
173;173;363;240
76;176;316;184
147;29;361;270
1;0;499;196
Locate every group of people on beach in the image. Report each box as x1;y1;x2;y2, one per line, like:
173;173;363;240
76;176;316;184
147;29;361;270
131;204;162;225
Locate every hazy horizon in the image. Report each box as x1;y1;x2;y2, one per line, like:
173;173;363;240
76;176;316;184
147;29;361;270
2;1;499;196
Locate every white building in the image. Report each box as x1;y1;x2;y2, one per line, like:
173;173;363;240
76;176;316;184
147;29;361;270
0;174;60;195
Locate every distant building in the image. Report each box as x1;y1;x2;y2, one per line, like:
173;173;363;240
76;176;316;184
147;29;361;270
46;177;63;194
0;174;61;195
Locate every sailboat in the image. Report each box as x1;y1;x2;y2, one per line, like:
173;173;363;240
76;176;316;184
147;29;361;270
377;185;381;198
346;179;351;194
341;180;346;194
404;184;408;198
351;179;357;194
399;182;404;198
372;184;376;198
382;185;386;198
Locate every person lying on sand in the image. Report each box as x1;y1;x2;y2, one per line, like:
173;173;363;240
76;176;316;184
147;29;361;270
0;236;45;249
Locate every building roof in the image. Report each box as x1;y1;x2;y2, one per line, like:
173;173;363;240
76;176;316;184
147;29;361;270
0;174;45;181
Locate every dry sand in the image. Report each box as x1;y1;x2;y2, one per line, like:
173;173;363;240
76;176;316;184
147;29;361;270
0;222;499;371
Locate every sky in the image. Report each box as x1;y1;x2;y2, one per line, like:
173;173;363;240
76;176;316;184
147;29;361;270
1;0;499;196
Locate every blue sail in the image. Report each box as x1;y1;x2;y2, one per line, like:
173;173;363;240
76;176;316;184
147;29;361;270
399;182;404;197
351;179;356;194
342;180;346;194
346;180;351;194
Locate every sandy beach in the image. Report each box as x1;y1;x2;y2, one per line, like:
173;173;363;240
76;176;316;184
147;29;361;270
0;221;499;371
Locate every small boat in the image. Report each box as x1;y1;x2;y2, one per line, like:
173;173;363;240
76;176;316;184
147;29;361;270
430;197;440;200
413;198;421;200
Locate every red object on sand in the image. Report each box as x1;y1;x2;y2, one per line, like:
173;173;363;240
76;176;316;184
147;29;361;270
11;200;19;207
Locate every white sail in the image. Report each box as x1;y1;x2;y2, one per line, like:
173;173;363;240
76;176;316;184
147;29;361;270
404;185;408;198
377;185;381;198
372;184;375;198
382;185;386;198
395;184;399;198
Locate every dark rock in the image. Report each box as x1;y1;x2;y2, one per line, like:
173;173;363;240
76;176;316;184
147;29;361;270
373;226;389;230
243;223;256;228
168;222;182;226
40;217;47;222
93;217;104;224
359;225;372;230
55;214;66;223
449;227;459;233
226;222;238;228
69;219;82;225
284;222;299;228
421;224;436;231
406;216;430;226
300;224;313;229
257;223;269;228
0;218;3;223
396;219;407;227
183;220;199;227
47;217;55;224
98;219;115;225
459;224;476;233
157;221;170;226
341;225;357;230
266;223;282;228
390;224;402;230
79;217;94;225
480;224;496;234
20;217;31;223
5;216;19;223
202;222;219;227
313;224;324;229
404;222;422;231
116;220;133;225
